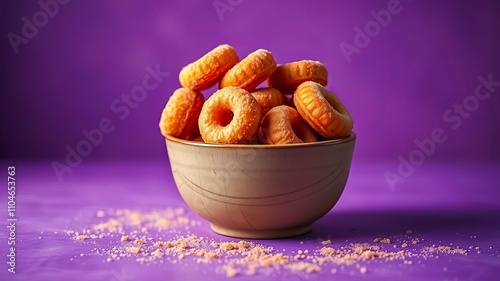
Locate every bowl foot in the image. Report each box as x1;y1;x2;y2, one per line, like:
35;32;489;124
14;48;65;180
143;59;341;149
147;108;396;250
210;223;312;239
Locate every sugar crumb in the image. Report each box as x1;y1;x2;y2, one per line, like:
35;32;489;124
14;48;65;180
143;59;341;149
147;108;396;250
133;239;145;245
76;235;88;240
224;266;239;277
67;207;478;278
127;247;142;253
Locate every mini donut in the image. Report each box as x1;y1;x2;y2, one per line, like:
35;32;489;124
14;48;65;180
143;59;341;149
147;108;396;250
179;44;239;90
267;60;328;93
259;106;318;144
220;49;277;91
199;86;261;144
250;87;285;116
294;81;353;139
159;88;205;140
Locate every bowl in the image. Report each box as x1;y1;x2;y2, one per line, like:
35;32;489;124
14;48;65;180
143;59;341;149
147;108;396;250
165;133;356;239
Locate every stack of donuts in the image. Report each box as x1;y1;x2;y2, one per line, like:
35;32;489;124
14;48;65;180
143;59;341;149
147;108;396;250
159;44;354;144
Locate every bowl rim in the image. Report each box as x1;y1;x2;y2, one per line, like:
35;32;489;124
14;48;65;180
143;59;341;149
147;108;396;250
165;132;356;149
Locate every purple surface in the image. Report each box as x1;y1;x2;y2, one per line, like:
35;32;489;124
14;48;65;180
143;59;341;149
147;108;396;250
2;161;499;281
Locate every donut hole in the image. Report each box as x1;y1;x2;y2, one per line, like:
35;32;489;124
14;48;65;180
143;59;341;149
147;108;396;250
322;90;345;114
214;107;234;127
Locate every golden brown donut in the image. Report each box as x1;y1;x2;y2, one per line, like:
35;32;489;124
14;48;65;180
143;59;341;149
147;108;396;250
259;106;318;144
159;88;204;140
198;86;261;144
179;44;239;90
250;87;285;116
267;60;328;93
294;81;353;139
219;49;277;91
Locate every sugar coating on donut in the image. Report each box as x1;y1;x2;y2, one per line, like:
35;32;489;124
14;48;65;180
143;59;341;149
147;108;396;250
199;87;261;144
179;44;239;90
259;105;318;144
159;88;205;140
250;87;285;116
294;81;353;139
267;60;328;94
220;49;277;91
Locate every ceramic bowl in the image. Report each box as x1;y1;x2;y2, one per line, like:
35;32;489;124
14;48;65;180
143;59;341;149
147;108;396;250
165;133;356;239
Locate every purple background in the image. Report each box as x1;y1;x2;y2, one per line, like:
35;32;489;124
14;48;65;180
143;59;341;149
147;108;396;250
1;1;500;280
2;0;500;163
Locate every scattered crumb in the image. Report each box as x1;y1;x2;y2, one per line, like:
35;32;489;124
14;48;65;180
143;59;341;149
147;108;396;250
405;229;413;234
204;252;219;259
224;265;239;277
66;207;483;278
75;235;88;241
288;262;321;273
97;210;105;217
151;249;163;257
127;247;142;253
133;239;145;245
423;245;468;255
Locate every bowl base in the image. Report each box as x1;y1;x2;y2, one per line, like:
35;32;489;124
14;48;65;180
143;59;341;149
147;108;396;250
210;223;312;239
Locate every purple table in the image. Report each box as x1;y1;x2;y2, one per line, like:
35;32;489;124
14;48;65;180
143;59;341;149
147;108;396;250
2;160;500;281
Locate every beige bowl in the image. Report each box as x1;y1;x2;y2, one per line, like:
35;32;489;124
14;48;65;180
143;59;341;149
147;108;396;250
165;133;356;239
